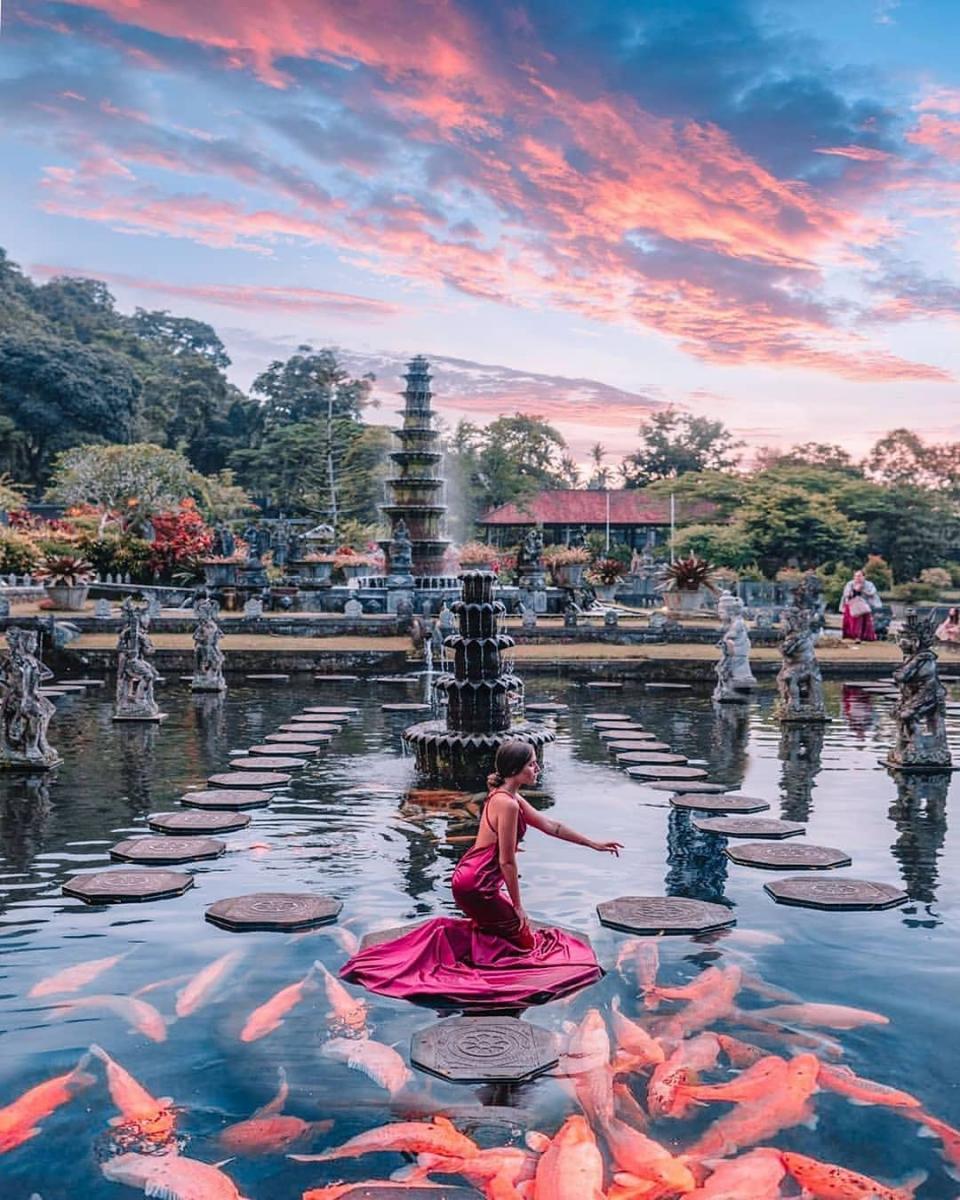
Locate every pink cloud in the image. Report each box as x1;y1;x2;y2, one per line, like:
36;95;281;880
815;145;894;162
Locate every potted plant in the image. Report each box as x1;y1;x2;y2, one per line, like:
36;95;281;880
589;557;626;601
658;554;719;614
544;545;591;588
297;552;337;584
334;547;377;582
35;554;95;611
457;541;500;571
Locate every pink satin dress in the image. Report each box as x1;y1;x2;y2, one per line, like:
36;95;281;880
340;795;602;1008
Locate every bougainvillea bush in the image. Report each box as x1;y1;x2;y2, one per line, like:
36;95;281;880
147;500;213;580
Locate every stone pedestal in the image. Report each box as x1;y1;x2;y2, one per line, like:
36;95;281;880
114;599;165;723
0;627;62;770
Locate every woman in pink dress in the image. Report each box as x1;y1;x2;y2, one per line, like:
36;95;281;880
340;740;622;1008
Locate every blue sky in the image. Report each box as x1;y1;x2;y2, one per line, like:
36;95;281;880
2;0;959;461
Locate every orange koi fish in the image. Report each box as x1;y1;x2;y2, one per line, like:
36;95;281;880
817;1062;920;1109
599;1114;696;1193
609;997;665;1067
908;1110;960;1178
674;966;742;1035
781;1150;925;1199
290;1115;477;1163
315;962;367;1033
616;938;660;1007
649;964;728;1005
218;1067;332;1156
52;994;166;1042
561;1009;614;1124
239;963;320;1043
751;1002;888;1030
319;1036;413;1096
0;1053;94;1154
533;1115;604;1200
175;949;245;1018
28;952;128;998
647;1033;721;1120
100;1150;250;1199
678;1054;789;1105
614;1081;650;1129
401;1145;539;1197
88;1044;174;1138
687;1147;786;1199
717;1033;768;1069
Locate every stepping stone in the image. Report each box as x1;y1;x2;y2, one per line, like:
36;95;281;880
585;681;624;689
617;751;688;765
265;733;330;745
287;716;343;727
597;895;735;936
64;869;194;904
525;703;568;712
229;756;306;770
110;835;225;863
382;703;432;712
649;781;729;794
694;817;806;840
764;877;907;911
645;683;692;690
302;706;358;715
52;683;88;693
277;727;334;739
596;725;650;737
626;764;708;781
607;740;672;752
247;743;319;756
314;674;359;682
585;713;633;722
411;1015;558;1084
149;810;250;834
183;788;272;810
246;674;290;681
727;842;851;870
370;675;419;684
208;771;291;788
670;793;770;814
68;678;106;687
205;892;342;932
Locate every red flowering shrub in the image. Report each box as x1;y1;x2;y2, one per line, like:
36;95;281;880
148;502;213;579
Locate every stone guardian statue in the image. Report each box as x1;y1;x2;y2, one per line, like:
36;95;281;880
114;598;165;722
713;592;756;703
774;578;826;722
191;596;227;693
0;627;61;770
887;608;952;772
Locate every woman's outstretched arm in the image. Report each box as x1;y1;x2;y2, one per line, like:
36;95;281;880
519;796;622;855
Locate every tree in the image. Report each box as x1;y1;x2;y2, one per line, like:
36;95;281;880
46;443;202;534
620;408;743;487
645;470;749;521
338;425;393;527
587;443;612;489
755;442;859;475
675;522;758;569
737;485;866;575
252;346;372;426
130;309;231;368
475;414;573;508
864;428;955;491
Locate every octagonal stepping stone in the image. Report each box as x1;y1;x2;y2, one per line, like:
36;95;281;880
277;727;334;739
670;793;770;814
585;681;624;689
208;771;291;788
69;678;106;687
597;895;735;936
370;675;419;684
617;751;689;765
184;788;272;810
303;706;359;714
110;835;225;863
288;715;343;726
247;743;319;756
646;682;692;691
596;726;650;738
53;683;88;693
694;816;805;840
64;869;194;904
608;741;673;753
411;1015;558;1084
382;703;432;712
727;842;851;870
314;674;359;682
229;756;306;771
585;713;633;722
266;732;330;744
149;809;250;834
246;673;290;681
764;877;907;911
649;781;729;794
626;764;709;781
525;702;568;713
205;892;342;932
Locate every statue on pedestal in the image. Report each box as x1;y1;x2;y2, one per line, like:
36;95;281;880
775;579;825;722
242;523;262;563
272;518;291;568
212;522;236;558
887;609;952;772
713;592;756;703
114;599;164;721
191;596;226;693
389;519;415;581
0;628;61;770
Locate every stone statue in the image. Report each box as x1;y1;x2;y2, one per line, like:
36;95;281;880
242;523;261;562
0;627;61;770
272;518;290;568
212;522;236;558
714;592;756;703
519;528;544;571
287;528;303;562
114;598;164;721
191;596;226;693
389;518;414;583
887;608;951;771
774;591;825;722
570;524;588;549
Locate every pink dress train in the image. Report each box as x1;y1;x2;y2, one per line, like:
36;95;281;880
340;803;602;1008
842;605;876;641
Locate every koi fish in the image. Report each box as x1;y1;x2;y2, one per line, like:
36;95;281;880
717;1033;768;1069
751;1002;889;1030
649;965;728;1005
319;1036;413;1096
290;1115;476;1163
533;1115;604;1200
175;950;245;1018
324;926;360;956
88;1044;175;1138
738;971;799;1004
817;1062;920;1109
598;1114;696;1193
609;997;665;1067
28;952;128;998
613;1081;650;1129
100;1150;250;1199
218;1067;332;1156
674;966;742;1035
561;1009;613;1124
907;1110;960;1178
780;1150;925;1199
240;963;320;1043
678;1055;789;1105
51;994;167;1042
616;938;660;1006
689;1053;819;1158
315;961;367;1033
400;1145;539;1196
687;1147;786;1199
647;1033;721;1120
0;1053;94;1154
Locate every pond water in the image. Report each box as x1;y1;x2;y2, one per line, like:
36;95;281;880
2;675;960;1197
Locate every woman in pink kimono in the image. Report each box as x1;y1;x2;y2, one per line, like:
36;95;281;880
840;569;881;643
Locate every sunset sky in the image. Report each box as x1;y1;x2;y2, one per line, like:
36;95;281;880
3;0;960;463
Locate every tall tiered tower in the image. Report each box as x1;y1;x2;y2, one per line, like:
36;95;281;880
380;356;449;576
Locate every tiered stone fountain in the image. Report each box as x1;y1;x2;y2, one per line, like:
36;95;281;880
404;570;553;780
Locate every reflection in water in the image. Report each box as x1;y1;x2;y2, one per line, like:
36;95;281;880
192;692;227;758
665;808;729;904
0;775;52;874
709;701;750;783
887;771;949;913
116;723;160;812
841;685;876;741
778;723;824;822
